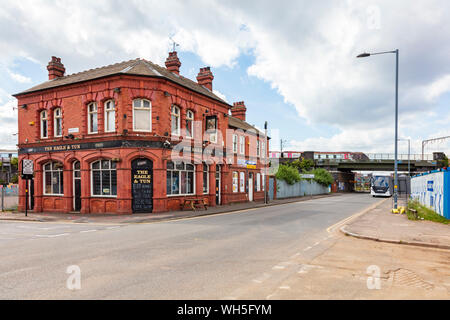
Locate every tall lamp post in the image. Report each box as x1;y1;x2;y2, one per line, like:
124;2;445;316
357;49;399;209
398;138;410;177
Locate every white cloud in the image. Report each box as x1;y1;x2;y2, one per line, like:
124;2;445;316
0;1;450;153
7;69;31;83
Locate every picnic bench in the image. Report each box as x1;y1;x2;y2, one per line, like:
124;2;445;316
181;198;208;211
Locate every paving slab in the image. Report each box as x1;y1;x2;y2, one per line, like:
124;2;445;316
341;198;450;250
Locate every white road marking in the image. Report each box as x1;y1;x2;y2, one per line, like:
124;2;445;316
272;265;285;270
80;229;97;233
303;246;312;251
279;286;291;290
313;242;320;246
35;233;69;238
290;252;301;258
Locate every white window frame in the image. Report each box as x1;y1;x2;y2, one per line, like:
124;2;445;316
132;99;152;132
186;110;194;138
256;173;261;191
232;171;239;193
203;163;209;194
104;100;116;133
171;105;180;136
239;136;245;155
90;160;117;197
261;141;266;158
232;134;238;153
240;172;245;193
53;108;62;137
40;110;48;139
43;161;64;196
167;162;196;196
87;102;98;134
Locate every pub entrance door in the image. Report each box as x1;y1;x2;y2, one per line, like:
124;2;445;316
131;158;153;213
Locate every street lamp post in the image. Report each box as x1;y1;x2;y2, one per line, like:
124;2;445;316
357;49;400;209
398;138;410;177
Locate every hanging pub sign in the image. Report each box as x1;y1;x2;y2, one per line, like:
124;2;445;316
205;115;217;131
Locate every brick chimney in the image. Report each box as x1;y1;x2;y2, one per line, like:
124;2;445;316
165;51;181;75
47;56;65;80
196;67;214;91
231;101;247;121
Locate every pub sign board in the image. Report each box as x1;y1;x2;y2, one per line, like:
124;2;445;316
131;158;153;213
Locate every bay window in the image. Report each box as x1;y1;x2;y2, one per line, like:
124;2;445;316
167;161;195;196
91;160;117;196
43;161;63;195
257;173;261;191
133;99;152;132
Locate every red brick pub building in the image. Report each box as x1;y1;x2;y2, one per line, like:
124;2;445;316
14;53;269;214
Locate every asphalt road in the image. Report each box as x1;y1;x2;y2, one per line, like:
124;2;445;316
0;193;382;299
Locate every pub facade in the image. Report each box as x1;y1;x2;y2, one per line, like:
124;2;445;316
14;53;269;214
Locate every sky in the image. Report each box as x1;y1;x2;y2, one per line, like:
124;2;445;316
1;0;450;156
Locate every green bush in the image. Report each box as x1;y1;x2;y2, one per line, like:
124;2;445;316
288;158;314;172
302;168;334;186
276;164;301;185
408;199;449;224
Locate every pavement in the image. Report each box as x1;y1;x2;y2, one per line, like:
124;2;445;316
0;193;340;224
340;197;450;250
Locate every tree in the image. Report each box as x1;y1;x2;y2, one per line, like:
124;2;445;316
288;158;314;172
311;168;334;186
276;164;301;185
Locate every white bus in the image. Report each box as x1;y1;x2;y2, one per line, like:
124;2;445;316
371;174;393;197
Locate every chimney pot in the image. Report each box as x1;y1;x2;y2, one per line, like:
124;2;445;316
231;101;247;121
196;66;214;91
165;51;181;75
47;56;65;80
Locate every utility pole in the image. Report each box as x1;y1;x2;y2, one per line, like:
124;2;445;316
264;121;268;204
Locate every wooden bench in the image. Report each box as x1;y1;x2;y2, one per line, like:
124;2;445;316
181;198;208;211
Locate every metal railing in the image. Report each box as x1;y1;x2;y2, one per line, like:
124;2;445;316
366;153;433;161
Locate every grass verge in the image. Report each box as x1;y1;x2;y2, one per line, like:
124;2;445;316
407;200;449;225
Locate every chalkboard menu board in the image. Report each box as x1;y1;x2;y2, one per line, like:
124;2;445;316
131;158;153;213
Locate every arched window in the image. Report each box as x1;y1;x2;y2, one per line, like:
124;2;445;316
133;99;151;132
43;161;63;195
186;110;194;138
88;102;98;134
104;100;116;132
40;110;48;139
91;160;117;196
54;108;62;137
171;105;180;136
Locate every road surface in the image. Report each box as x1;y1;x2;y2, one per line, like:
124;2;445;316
0;194;447;299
